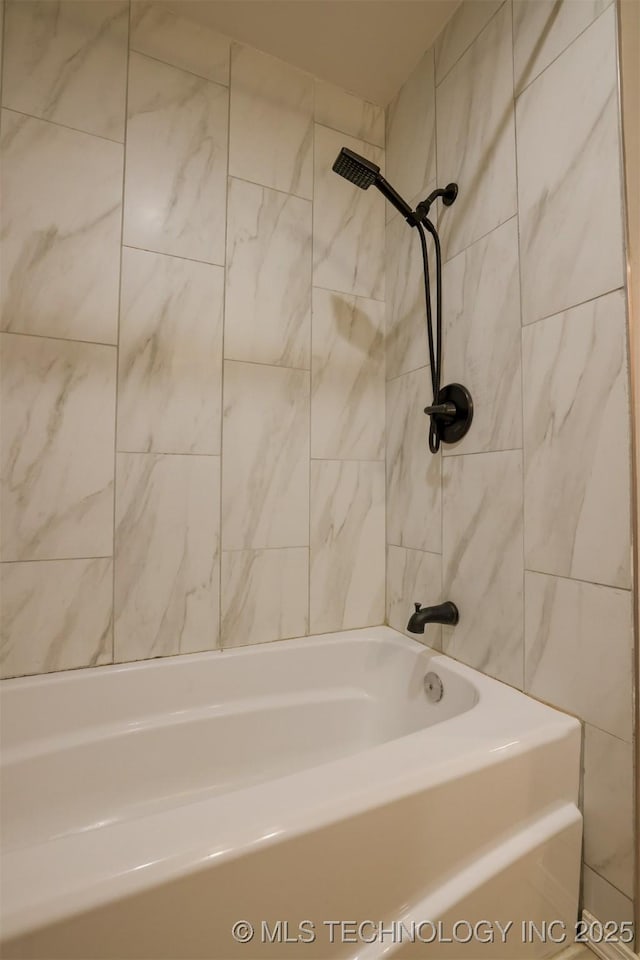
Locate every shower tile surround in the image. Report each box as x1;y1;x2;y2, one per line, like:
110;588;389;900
0;0;385;673
385;0;634;930
0;0;635;935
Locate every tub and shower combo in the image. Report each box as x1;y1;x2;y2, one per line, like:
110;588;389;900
1;626;582;959
1;153;581;959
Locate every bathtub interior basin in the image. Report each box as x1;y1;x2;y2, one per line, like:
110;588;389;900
2;629;478;850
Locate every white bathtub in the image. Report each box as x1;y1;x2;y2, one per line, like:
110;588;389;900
0;626;582;959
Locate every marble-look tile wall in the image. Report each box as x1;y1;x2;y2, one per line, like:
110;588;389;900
0;1;386;673
385;0;634;929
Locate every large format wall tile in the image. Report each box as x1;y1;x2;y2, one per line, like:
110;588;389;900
441;217;522;454
513;0;610;94
117;248;224;455
436;1;517;261
442;450;524;688
221;548;308;647
0;558;112;678
434;0;503;85
582;866;635;926
310;460;385;633
386;545;442;648
516;6;623;324
386;368;441;553
525;572;633;741
114;453;220;660
2;0;128;141
385;186;436;380
385;49;436;210
313;124;385;301
130;1;230;85
222;361;309;550
311;288;384;461
1;334;116;561
225;178;311;368
583;726;634;897
523;290;630;588
314;81;384;147
1;0;4;81
123;53;228;264
229;44;313;199
0;110;122;343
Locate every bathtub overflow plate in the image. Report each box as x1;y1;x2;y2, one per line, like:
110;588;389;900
424;672;444;703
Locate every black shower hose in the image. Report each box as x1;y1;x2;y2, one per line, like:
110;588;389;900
415;218;443;454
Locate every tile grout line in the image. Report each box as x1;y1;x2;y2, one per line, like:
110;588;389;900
382;107;388;630
524;565;633;593
121;241;224;269
1;556;113;565
433;39;446;610
0;104;125;146
111;0;133;666
583;862;636;900
0;0;5;108
129;45;230;90
313;118;384;153
308;109;316;638
509;0;527;695
522;284;626;329
514;0;617;101
219;41;233;651
0;329;118;349
228;171;313;204
434;0;509;90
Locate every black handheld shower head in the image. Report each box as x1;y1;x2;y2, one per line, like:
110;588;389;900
332;147;415;223
332;147;380;189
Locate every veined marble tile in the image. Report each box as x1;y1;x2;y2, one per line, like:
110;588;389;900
221;548;308;647
435;0;504;85
117;248;224;455
442;450;524;688
441;217;522;454
114;453;220;661
229;44;313;199
436;1;517;262
583;725;634;897
385;49;436;211
130;1;230;85
582;866;635;926
123;53;228;265
0;558;112;678
525;572;633;741
386;546;442;649
516;6;623;324
310;460;385;634
1;2;4;83
2;0;128;141
311;288;384;461
1;334;116;561
513;0;610;94
523;290;631;588
386;367;441;554
314;81;384;147
385;184;437;381
222;361;309;550
225;178;311;368
313;124;385;301
0;110;122;343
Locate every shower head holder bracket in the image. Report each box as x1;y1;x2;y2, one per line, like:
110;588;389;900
413;182;459;225
424;382;473;445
